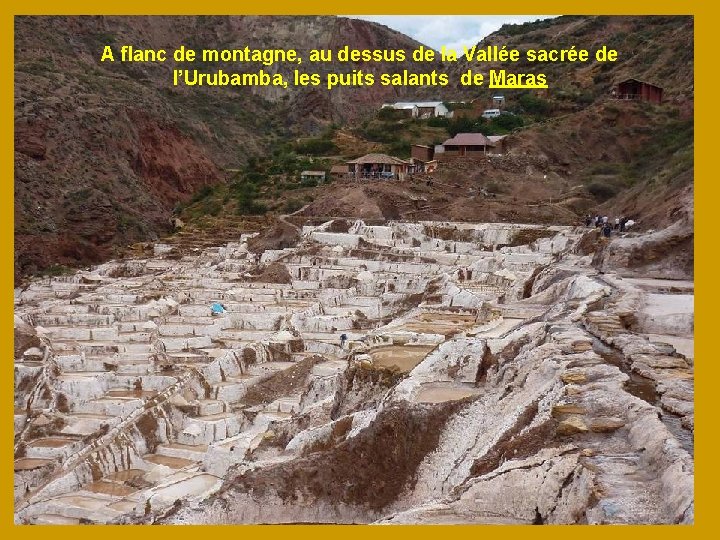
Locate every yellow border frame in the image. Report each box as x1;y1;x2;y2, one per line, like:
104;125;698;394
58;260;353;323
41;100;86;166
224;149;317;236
5;1;706;537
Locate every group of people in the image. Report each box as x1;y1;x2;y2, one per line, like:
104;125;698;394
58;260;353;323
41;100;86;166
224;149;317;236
584;214;635;238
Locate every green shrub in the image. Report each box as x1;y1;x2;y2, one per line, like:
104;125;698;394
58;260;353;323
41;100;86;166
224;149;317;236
378;107;407;121
587;182;619;201
518;93;553;116
386;141;411;158
294;138;338;156
589;163;621;175
245;171;268;184
300;177;318;188
234;182;266;215
487;114;524;134
574;91;595;106
447;116;485;137
283;198;303;213
42;264;74;277
200;198;222;216
427;116;450;127
190;184;213;204
355;120;404;143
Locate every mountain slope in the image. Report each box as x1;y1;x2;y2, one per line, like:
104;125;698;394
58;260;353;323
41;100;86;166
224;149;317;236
296;16;693;231
14;15;694;280
14;15;435;279
448;15;693;102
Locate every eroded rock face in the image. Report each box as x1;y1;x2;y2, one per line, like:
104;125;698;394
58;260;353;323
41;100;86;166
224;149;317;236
13;220;693;524
207;401;465;523
14;315;42;359
592;218;694;280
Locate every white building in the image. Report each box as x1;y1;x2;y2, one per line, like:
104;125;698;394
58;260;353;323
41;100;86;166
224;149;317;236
381;103;419;117
381;101;450;118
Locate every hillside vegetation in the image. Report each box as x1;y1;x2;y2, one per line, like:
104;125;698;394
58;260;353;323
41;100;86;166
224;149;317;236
14;15;693;279
14;15;434;279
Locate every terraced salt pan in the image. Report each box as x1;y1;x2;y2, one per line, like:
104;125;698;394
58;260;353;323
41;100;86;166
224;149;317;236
27;436;77;448
33;514;80;524
15;219;596;524
637;294;694;336
644;334;694;359
395;313;477;335
144;454;197;469
623;277;694;293
473;317;526;338
85;480;137;496
15;458;53;471
148;473;222;507
413;383;480;404
104;469;146;482
369;345;436;372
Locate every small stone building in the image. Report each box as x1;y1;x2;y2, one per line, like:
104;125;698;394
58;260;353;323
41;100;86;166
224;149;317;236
492;95;505;108
487;135;507;154
381;101;450;118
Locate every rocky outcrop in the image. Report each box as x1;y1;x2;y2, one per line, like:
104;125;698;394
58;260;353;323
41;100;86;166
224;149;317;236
592;217;694;280
14;104;221;279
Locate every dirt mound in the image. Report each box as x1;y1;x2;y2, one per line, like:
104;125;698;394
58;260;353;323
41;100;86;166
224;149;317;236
300;186;387;220
505;227;556;247
300;166;581;225
326;219;352;233
224;400;470;513
247;220;300;253
602;179;694;232
244;262;293;284
241;357;320;407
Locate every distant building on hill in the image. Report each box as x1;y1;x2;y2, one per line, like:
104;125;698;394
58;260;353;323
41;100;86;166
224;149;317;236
381;101;450;118
330;164;349;179
346;153;411;180
410;144;437;173
381;103;418;117
441;133;495;157
614;78;663;103
300;170;326;182
411;144;434;162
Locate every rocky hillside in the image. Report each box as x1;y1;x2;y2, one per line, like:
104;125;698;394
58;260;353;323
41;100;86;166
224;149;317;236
449;15;693;103
293;16;693;239
14;15;693;281
14;15;434;280
449;15;694;230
